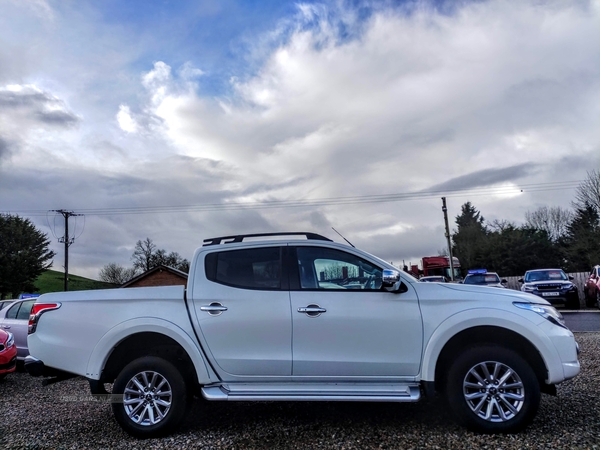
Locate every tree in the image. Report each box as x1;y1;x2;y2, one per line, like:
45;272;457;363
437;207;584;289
131;238;189;273
524;206;573;242
0;214;55;299
152;249;190;273
132;238;157;272
99;263;139;285
574;170;600;213
452;202;488;272
484;224;561;276
560;203;600;272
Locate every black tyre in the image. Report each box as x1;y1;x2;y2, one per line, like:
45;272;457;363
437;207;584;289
446;345;540;433
568;297;581;310
585;289;595;308
112;356;189;438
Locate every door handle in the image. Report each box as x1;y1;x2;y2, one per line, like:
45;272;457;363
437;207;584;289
200;302;228;316
297;304;326;317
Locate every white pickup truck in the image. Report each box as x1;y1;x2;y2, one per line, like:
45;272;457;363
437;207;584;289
26;232;580;437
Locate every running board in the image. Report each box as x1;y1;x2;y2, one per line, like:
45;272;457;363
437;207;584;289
201;383;421;402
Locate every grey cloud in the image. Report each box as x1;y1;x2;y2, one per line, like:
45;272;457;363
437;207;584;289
354;226;448;269
240;175;313;197
0;87;80;128
309;211;331;229
0;136;12;160
0;90;51;108
34;110;79;126
426;164;535;192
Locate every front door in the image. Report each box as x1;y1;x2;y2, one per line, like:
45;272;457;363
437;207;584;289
290;246;423;378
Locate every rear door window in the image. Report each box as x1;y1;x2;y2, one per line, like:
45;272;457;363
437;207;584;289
205;247;283;290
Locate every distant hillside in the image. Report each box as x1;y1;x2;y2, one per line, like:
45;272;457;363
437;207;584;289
33;270;118;295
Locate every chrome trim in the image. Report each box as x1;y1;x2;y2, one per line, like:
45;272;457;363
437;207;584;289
297;304;326;317
200;302;228;316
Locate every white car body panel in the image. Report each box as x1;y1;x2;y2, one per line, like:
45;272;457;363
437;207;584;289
27;286;214;383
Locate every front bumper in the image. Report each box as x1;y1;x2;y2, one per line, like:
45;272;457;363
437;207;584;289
527;290;578;306
0;355;17;374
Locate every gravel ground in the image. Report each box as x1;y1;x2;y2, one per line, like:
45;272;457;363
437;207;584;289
0;333;598;450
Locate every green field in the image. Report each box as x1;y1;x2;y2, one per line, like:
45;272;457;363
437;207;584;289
32;270;117;295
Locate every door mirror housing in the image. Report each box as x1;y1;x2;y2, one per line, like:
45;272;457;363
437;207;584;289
382;269;400;286
382;269;407;293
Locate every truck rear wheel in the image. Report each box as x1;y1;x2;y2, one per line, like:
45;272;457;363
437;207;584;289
111;356;189;438
445;345;540;433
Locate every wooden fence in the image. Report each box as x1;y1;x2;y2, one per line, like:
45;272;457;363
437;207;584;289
504;271;589;305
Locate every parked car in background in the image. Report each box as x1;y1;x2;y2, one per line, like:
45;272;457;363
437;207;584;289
419;275;447;282
462;269;507;288
519;269;579;310
0;329;17;380
583;265;600;308
0;298;36;360
0;300;16;312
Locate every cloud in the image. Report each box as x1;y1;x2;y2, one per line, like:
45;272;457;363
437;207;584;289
0;85;80;128
116;105;139;133
2;0;600;277
426;164;535;192
0;136;12;161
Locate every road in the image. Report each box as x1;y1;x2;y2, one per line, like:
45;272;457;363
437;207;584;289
563;310;600;332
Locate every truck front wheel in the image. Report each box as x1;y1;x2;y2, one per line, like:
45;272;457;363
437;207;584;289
445;345;540;433
111;356;189;438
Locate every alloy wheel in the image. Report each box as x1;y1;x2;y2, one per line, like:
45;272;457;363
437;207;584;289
123;370;173;426
462;360;525;423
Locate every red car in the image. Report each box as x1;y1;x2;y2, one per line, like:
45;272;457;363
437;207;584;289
0;329;17;380
584;265;600;308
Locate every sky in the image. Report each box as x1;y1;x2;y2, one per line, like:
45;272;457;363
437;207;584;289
1;0;599;280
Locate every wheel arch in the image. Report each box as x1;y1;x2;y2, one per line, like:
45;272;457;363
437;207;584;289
432;325;548;395
419;307;563;389
85;319;214;385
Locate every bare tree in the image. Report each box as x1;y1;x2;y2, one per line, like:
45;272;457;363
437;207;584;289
525;206;573;242
99;263;139;285
574;169;600;213
132;238;157;272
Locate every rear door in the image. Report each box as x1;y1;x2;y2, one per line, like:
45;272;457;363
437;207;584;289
289;245;423;378
190;245;293;378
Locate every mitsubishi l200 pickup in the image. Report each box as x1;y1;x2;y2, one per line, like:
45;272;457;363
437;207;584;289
25;232;580;437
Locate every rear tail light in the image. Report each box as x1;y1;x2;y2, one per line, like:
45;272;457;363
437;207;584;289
28;303;61;334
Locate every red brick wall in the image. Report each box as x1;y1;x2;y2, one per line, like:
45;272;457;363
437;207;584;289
126;270;187;288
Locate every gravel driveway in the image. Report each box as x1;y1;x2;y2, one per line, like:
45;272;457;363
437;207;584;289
1;333;598;449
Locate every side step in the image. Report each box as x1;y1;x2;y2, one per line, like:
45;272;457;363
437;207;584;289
201;383;421;402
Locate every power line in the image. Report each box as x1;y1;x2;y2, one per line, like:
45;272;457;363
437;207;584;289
4;179;583;217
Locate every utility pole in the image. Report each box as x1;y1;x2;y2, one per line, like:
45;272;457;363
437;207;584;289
53;210;82;291
441;197;455;281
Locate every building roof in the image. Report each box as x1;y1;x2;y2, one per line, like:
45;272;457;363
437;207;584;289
120;265;188;288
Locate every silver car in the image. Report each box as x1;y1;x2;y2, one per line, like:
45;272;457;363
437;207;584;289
0;299;36;360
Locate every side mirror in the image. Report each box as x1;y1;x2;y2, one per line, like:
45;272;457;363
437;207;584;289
568;275;574;281
518;278;524;283
501;279;507;284
382;269;400;287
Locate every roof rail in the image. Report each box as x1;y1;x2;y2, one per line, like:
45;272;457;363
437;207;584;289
203;232;333;246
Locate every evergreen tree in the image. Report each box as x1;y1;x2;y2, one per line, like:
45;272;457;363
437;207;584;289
0;214;55;299
452;202;488;272
561;204;600;272
485;224;561;276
